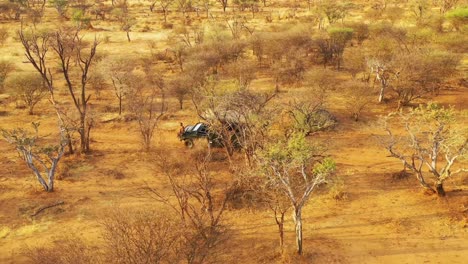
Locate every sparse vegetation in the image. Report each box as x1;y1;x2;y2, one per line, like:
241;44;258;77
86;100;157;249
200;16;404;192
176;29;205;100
382;103;467;196
0;0;467;262
1;122;67;192
7;72;46;115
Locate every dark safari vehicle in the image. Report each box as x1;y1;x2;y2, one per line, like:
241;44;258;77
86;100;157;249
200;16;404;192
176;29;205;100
178;123;223;148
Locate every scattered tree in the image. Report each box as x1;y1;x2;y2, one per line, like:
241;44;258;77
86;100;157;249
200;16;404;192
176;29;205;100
327;27;353;69
342;80;372;121
7;72;47;115
0;27;8;46
158;0;174;23
100;56;137;115
1;122;68;192
103;209;180;263
258;133;336;255
147;150;231;263
287;99;337;136
0;60;13;92
343;48;367;79
218;0;228;12
381;103;467;196
22;236;94;264
225;59;256;90
127;69;166;151
169;75;191;110
51;0;69;18
19;26;100;153
445;7;468;31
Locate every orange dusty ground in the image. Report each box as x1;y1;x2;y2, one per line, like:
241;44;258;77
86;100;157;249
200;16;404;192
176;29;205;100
0;2;468;263
0;87;466;263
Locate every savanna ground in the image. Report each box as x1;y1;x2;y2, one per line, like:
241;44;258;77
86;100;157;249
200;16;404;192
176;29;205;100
0;0;468;263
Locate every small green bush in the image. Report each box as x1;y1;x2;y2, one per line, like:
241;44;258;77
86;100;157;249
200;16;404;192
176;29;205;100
445;8;468;31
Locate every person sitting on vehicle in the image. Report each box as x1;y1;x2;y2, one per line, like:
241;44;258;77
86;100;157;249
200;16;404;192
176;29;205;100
178;122;185;138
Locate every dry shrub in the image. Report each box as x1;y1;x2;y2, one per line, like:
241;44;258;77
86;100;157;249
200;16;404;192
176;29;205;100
141;25;151;32
391;170;412;182
328;176;348;201
102;209;180;264
162;22;173;29
0;27;8;46
22;237;96;264
342;80;372;121
99;169;125;179
225;174;264;210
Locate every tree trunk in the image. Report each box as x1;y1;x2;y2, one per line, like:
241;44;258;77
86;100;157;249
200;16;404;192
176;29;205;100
119;96;122;115
416;171;435;193
26;153;52;192
66;132;74;154
275;211;285;254
435;182;446;197
293;207;303;255
353;113;359;122
47;171;55;192
378;85;385;103
85;124;92;152
179;98;183;110
79;114;87;153
35;171;50;191
126;31;131;42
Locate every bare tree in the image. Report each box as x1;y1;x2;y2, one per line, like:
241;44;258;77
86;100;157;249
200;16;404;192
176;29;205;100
100;56;137;115
262;180;290;254
18;27;73;152
328;27;354;69
342;80;372;121
176;0;192;19
127;69;166;151
158;0;174;23
367;58;393;104
147;150;231;263
381;103;467;196
437;0;459;13
226;169;290;253
391;50;459;108
0;60;14;92
0;27;8;46
215;90;276;166
50;0;69;18
303;68;341;106
22;236;94;264
7;72;47;115
13;0;47;27
1;122;67;192
87;71;107;100
271;50;306;91
114;1;136;41
218;0;228;12
169;75;191;110
343;48;367;79
194;0;212;18
102;209;180;264
368;45;458;107
19;26;100;153
258;133;336;255
320;0;353;24
287;99;336;137
225;59;256;90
